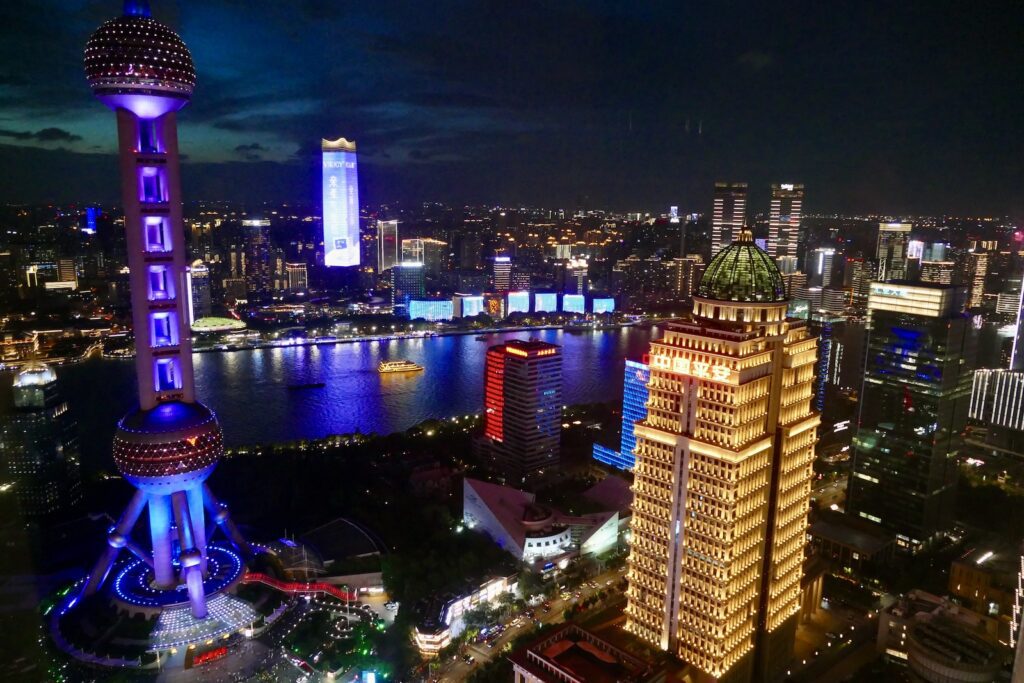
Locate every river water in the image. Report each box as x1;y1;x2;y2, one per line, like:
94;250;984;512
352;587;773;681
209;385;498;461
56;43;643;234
1;327;659;468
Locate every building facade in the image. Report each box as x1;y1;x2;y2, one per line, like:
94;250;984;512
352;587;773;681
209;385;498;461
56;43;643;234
768;183;804;262
625;231;819;682
377;220;399;273
712;182;748;258
483;340;563;482
593;360;650;471
847;283;974;553
876;223;912;282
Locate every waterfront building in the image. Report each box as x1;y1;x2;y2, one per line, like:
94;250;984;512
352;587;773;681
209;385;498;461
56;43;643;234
624;230;819;682
462;478;618;565
712;182;747;257
534;292;558;313
768;183;804;262
187;260;211;323
62;1;261;669
483;340;562;482
847;283;974;553
241;219;272;295
562;293;585;314
592;359;650;471
0;363;82;518
321;137;359;267
453;293;485;318
876;222;912;282
592;296;615;314
391;261;425;313
507;290;530;315
377;219;399;273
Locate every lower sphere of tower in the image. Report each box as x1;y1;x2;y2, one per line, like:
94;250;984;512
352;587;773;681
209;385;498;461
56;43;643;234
113;401;223;492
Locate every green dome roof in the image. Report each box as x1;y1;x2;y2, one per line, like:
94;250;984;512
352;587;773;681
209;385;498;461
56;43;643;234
697;231;787;302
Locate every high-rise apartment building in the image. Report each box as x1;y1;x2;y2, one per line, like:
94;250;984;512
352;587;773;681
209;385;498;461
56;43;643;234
808;248;835;288
670;256;705;302
920;261;955;284
876;222;912;282
241;219;272;295
286;262;308;292
844;258;872;304
847;283;974;553
187;260;211;323
483;340;562;482
711;182;748;257
592;360;650;471
421;238;449;279
377;220;399;273
768;183;804;261
401;238;424;263
625;231;819;682
966;251;988;310
493;256;512;292
0;363;82;518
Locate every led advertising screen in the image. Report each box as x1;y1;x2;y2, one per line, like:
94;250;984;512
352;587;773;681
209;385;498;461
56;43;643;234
507;291;530;314
534;292;557;313
562;294;585;314
460;296;485;318
592;297;615;314
322;138;360;267
409;299;453;322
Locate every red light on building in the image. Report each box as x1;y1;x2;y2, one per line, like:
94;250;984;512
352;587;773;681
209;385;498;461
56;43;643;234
190;645;228;668
484;346;505;442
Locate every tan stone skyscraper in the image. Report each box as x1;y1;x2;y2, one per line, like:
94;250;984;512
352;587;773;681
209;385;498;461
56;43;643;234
625;230;819;682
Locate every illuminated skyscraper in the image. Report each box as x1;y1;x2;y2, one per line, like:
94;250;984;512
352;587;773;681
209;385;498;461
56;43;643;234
74;0;252;631
286;262;308;292
0;363;82;518
768;183;804;261
625;231;819;681
493;256;512;292
483;340;563;482
402;238;424;263
808;247;835;288
966;250;988;310
592;360;650;471
712;182;747;256
322;137;360;267
876;222;912;282
847;283;974;553
377;219;399;273
421;238;449;279
392;261;425;313
187;260;211;323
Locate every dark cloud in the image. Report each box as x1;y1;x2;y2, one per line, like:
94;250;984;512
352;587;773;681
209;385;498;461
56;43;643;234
0;127;81;142
234;142;266;161
0;0;1021;215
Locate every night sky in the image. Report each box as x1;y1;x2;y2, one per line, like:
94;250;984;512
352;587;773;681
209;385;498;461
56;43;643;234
1;0;1022;215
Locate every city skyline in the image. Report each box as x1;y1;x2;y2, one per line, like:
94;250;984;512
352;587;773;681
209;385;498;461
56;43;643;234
0;1;1022;215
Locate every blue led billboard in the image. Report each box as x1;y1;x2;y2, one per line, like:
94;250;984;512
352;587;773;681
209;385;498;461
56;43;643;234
592;297;615;314
459;296;485;318
322;138;360;267
534;292;557;313
563;294;585;314
507;291;530;314
409;299;454;322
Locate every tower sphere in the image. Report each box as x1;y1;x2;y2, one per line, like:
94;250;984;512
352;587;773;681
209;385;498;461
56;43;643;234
84;1;195;113
113;401;223;491
697;229;787;303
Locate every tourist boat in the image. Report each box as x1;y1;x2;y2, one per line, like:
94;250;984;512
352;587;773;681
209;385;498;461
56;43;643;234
378;360;424;374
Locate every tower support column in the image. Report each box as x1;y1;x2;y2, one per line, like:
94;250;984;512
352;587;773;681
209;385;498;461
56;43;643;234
148;494;175;589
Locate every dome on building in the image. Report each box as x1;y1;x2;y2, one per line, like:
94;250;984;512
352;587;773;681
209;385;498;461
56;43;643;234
13;362;57;388
697;230;787;303
84;2;195;100
113;401;222;484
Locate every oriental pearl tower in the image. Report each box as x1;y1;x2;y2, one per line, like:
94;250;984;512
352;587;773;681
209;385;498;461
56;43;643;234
79;0;250;622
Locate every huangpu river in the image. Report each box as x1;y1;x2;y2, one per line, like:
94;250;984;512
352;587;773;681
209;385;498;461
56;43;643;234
1;326;659;470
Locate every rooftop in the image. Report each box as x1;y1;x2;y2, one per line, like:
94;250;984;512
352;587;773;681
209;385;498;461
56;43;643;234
697;230;787;303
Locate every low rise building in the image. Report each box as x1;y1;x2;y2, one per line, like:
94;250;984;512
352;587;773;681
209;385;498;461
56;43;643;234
509;624;657;683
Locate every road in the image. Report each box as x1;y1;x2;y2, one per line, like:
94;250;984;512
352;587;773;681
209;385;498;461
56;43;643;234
435;567;627;682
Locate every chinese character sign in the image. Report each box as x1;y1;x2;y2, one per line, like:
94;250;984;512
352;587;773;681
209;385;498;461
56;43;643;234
651;354;732;382
322;142;360;267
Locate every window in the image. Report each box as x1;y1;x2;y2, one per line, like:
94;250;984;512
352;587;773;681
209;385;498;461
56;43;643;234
150;312;177;348
154;357;181;392
144;216;171;252
147;265;174;301
139;166;167;203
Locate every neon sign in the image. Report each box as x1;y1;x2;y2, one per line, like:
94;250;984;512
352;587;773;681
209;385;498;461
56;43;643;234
192;646;228;667
651;354;731;382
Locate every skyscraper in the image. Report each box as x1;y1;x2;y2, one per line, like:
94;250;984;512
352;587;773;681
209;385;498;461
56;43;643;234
483;340;563;482
768;183;804;261
876;222;912;282
592;360;650;471
711;182;748;257
0;363;82;518
402;238;424;263
187;259;211;323
241;218;272;295
322;137;360;267
377;219;399;273
625;231;819;682
966;250;988;310
808;247;835;288
392;261;425;313
76;0;252;628
286;262;308;292
421;238;449;279
847;283;974;553
493;256;512;292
